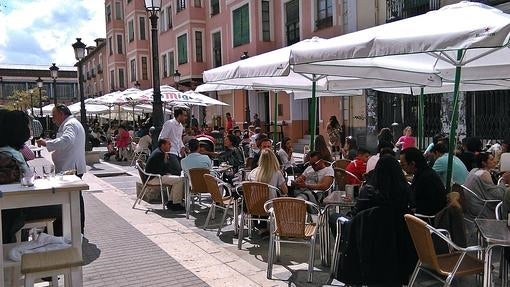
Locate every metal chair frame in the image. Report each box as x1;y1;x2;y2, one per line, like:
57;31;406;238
237;181;280;250
133;160;170;210
405;214;484;287
185;168;211;219
203;174;239;236
460;183;501;222
264;198;320;283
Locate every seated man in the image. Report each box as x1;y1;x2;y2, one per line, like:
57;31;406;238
431;142;468;186
145;139;185;211
181;139;212;176
345;148;370;184
291;151;335;206
400;147;447;216
250;135;273;170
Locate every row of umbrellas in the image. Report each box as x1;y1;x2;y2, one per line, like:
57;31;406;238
197;1;510;189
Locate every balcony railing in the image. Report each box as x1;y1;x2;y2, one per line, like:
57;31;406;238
91;69;96;78
315;16;333;30
97;64;103;74
386;0;440;22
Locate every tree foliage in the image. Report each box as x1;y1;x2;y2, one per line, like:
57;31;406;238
5;89;48;112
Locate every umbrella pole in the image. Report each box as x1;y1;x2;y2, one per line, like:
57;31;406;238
445;50;464;192
273;91;278;145
418;87;425;150
310;78;317;151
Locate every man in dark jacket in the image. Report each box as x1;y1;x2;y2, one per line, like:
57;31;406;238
145;139;184;211
400;148;447;216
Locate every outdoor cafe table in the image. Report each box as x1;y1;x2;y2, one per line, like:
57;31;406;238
0;175;88;286
475;219;510;287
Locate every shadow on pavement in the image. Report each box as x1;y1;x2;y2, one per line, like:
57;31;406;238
82;237;101;265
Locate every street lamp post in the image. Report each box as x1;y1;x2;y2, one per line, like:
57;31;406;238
49;63;59;106
72;38;91;151
173;70;181;91
29;89;34;115
145;0;163;149
240;52;250;123
36;77;44;117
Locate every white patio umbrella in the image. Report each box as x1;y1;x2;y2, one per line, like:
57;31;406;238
203;37;442;148
181;90;229;106
290;1;510;190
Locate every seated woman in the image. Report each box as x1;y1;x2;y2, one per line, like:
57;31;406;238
248;149;288;197
277;137;295;174
463;152;510;221
330;155;410;235
0;110;63;243
217;134;245;172
115;125;131;161
303;135;333;163
134;126;153;156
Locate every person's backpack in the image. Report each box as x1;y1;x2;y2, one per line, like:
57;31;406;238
0;151;21;184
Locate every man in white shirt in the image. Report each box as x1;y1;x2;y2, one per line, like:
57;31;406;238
291;151;334;208
159;108;188;175
36;105;87;232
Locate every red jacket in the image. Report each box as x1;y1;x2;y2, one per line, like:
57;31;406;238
115;130;131;148
345;158;366;184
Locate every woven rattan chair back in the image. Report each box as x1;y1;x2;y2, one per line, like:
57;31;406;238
203;174;224;204
136;160;148;184
272;198;307;238
189;168;210;193
242;182;271;217
405;214;441;272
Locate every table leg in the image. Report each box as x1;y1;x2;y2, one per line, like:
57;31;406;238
484;245;494;287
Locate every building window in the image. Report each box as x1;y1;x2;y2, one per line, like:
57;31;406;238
130;59;136;82
162;54;168;77
212;31;221;68
176;0;186;12
233;4;249;47
210;0;219;15
285;0;300;45
262;0;270;41
128;19;134;42
115;1;122;20
316;0;333;29
108;36;113;55
195;31;203;62
119;69;125;89
106;4;112;22
178;34;188;65
167;6;173;29
160;9;166;32
141;56;148;80
110;70;115;90
169;52;175;79
117;34;123;54
139;16;146;40
194;0;201;7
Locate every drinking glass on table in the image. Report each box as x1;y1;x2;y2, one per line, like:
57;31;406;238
43;164;55;179
20;167;36;187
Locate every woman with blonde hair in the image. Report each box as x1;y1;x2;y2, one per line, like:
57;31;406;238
248;149;288;196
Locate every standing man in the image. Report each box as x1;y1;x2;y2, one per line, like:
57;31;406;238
36;104;86;233
159;107;188;175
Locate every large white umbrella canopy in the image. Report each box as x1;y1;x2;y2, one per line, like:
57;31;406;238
181;90;229;106
290;1;510;190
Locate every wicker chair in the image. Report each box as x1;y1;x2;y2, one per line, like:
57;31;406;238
203;174;238;236
332;159;351;190
404;214;484;287
133;160;170;210
185;168;211;219
264;197;319;283
237;181;279;249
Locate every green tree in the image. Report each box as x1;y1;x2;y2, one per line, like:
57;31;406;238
5;89;48;112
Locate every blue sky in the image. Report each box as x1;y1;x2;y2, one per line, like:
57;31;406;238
0;0;105;66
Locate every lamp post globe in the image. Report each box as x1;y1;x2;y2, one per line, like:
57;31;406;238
145;0;163;149
49;63;59;106
72;37;91;151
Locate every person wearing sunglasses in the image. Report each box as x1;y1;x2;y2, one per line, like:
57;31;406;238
290;151;334;207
